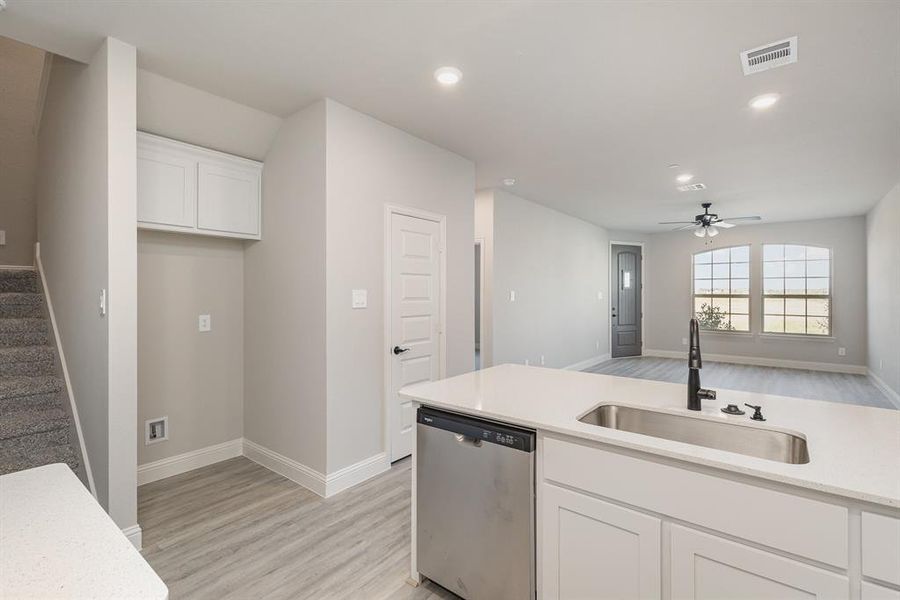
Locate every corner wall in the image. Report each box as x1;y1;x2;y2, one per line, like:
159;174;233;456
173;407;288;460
866;183;900;398
243;100;328;474
35;38;137;530
483;189;610;369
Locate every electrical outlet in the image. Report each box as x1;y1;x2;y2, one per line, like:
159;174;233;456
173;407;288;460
352;289;367;309
682;337;689;346
0;230;6;246
509;290;516;302
540;355;545;366
524;358;529;366
597;291;603;301
596;340;600;350
838;347;846;357
145;417;168;445
198;314;211;332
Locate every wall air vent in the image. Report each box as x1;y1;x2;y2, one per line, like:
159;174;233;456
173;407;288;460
741;36;798;75
677;183;707;192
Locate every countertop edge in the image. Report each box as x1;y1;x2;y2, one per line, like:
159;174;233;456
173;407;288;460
402;393;900;510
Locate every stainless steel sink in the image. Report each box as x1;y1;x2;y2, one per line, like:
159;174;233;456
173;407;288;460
578;404;809;464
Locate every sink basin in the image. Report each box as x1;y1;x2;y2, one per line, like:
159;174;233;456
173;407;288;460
578;404;809;464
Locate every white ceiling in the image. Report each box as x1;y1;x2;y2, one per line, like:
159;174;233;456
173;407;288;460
2;1;898;232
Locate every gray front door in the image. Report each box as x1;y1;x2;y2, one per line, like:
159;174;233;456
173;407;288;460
611;244;642;358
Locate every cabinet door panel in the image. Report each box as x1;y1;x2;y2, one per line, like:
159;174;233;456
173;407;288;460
197;162;260;236
137;150;197;228
862;581;900;600
542;483;660;600
670;525;848;600
862;512;900;586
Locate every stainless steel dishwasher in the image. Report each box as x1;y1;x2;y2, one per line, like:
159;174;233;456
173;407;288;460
416;406;535;600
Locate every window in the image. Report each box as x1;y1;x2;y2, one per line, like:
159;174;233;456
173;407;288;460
762;244;831;335
692;246;750;332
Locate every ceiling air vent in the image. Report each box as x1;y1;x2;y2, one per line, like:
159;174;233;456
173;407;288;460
677;183;707;192
741;36;798;75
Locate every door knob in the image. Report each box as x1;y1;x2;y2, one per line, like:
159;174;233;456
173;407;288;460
393;346;410;355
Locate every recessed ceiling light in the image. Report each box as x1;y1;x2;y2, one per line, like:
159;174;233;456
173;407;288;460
676;173;694;183
434;66;463;86
749;93;780;110
502;178;516;186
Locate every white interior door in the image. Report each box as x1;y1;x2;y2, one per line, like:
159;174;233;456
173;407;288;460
389;212;442;462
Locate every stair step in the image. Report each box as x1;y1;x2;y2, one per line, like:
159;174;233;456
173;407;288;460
0;427;69;452
0;406;69;440
0;271;39;293
0;444;79;476
0;293;43;318
0;345;56;377
0;375;64;402
0;390;63;411
0;318;50;347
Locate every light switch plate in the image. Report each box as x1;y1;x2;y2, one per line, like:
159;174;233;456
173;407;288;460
838;347;846;356
198;314;211;332
0;230;6;246
597;291;603;301
509;290;516;302
352;289;368;309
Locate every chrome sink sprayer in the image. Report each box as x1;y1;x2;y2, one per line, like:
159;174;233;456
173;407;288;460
688;318;716;410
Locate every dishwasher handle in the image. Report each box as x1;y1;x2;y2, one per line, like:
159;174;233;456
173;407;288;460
454;433;483;448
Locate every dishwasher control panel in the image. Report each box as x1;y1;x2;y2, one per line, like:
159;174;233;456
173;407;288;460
417;407;535;452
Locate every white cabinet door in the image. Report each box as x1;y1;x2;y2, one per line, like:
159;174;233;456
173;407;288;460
670;525;848;599
862;582;900;600
862;512;900;586
542;483;660;600
136;148;197;229
197;162;260;237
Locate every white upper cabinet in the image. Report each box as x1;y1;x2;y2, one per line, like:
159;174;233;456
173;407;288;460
137;132;262;240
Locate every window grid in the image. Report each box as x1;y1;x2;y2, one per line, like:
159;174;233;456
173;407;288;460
762;244;831;336
692;246;751;332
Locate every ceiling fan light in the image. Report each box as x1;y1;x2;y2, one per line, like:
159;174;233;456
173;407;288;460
707;226;719;237
694;227;707;238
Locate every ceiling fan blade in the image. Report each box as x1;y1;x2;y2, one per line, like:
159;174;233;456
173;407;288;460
716;221;736;229
717;216;761;222
658;220;698;225
672;223;701;231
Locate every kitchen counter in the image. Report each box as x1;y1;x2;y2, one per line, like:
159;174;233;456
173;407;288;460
0;464;168;600
401;364;900;508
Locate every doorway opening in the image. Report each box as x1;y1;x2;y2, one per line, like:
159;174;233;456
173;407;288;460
474;239;484;370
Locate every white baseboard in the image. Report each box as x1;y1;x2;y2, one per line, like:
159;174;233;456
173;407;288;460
137;438;243;486
868;369;900;409
242;438;327;496
563;353;611;371
325;452;390;496
643;348;867;375
122;524;142;550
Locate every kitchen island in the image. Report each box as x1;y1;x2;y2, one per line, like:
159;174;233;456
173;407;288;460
401;364;900;600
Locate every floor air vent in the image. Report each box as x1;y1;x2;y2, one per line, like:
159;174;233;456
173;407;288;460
741;36;798;75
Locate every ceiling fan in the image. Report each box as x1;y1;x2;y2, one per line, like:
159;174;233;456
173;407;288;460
659;202;761;237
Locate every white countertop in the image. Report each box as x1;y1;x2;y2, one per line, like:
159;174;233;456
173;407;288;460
401;364;900;508
0;464;168;600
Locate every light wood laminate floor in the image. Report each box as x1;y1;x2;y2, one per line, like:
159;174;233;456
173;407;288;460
585;356;896;410
139;456;458;600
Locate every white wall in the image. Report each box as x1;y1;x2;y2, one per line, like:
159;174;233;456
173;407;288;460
136;69;282;161
475;190;494;367
0;36;45;266
244;100;328;473
135;69;281;467
482;189;610;369
643;217;868;369
35;39;137;531
324;99;475;473
137;231;244;465
866;183;900;397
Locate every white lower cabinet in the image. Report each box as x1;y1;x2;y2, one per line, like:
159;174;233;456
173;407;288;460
670;525;848;599
541;483;660;600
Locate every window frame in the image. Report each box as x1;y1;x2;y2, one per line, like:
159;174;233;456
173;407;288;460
760;243;833;337
690;244;752;334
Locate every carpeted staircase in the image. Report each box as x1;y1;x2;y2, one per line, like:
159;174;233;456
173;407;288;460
0;269;81;476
